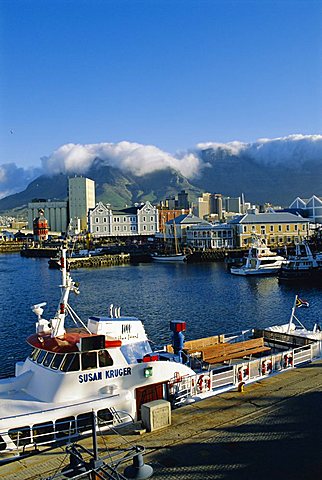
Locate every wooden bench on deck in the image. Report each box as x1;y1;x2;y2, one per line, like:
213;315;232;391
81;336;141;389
166;335;224;354
187;337;271;365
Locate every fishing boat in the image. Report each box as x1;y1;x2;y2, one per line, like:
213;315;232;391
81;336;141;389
230;237;285;276
0;249;321;460
278;241;322;283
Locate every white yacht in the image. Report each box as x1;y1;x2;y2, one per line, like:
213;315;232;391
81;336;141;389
230;237;285;276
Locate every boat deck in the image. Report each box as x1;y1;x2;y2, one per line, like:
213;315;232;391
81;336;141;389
2;357;322;480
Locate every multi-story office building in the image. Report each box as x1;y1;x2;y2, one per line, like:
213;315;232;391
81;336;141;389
197;193;223;220
28;200;68;233
69;176;95;231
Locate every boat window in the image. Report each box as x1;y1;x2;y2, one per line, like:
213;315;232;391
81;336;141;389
8;426;31;447
61;353;80;372
77;413;92;433
32;422;54;444
98;350;113;367
55;416;76;439
81;351;97;370
97;408;113;426
0;436;7;451
29;348;40;361
50;353;65;370
43;352;55;367
36;349;47;364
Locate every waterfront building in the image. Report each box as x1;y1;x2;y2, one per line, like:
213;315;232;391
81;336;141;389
186;222;234;250
164;213;209;246
229;211;311;248
289;195;322;223
69;176;95;232
28;200;68;234
88;201;158;238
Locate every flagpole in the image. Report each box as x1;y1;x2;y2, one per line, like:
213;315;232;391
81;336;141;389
287;295;298;334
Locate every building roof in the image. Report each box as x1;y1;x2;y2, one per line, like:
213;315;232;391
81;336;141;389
167;213;210;225
229;212;308;224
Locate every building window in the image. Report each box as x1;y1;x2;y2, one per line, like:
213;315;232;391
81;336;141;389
143;216;146;221
96;227;99;232
243;226;247;233
261;225;266;234
286;225;290;231
294;225;298;231
103;218;107;223
95;217;99;223
278;225;282;232
150;216;154;221
270;225;274;232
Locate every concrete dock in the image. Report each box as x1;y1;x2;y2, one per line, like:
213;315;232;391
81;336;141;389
1;359;322;479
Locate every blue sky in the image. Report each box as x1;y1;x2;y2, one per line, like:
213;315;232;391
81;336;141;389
0;0;321;169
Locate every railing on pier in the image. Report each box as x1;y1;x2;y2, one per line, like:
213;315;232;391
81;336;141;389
169;340;322;408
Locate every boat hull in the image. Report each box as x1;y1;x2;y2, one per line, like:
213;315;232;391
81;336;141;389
230;266;281;276
151;253;187;262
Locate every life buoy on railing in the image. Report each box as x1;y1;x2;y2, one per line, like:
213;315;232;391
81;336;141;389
197;374;211;393
283;353;293;368
238;365;249;382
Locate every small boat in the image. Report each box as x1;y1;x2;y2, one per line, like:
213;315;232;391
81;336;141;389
151;252;187;262
278;242;322;283
230;237;285;276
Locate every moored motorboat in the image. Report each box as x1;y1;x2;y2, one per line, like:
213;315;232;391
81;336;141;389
230;237;285;276
278;241;322;283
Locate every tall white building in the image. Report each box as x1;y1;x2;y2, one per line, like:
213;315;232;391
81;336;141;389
69;176;96;231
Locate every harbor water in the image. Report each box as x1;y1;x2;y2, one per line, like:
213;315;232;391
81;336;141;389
1;253;322;377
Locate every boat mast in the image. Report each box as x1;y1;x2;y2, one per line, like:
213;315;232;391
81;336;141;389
51;247;75;338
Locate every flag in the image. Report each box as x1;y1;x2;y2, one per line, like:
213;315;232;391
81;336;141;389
296;297;309;308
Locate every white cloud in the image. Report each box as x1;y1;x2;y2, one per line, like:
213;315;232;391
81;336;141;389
1;134;322;200
41;141;202;179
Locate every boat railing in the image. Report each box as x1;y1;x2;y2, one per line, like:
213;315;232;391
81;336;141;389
169;341;322;408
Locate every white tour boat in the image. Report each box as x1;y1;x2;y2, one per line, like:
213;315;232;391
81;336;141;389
230;237;285;276
0;248;321;460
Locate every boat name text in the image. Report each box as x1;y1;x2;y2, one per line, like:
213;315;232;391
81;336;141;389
79;367;132;383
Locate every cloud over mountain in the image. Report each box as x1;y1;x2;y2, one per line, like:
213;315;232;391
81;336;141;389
1;134;322;200
40;141;202;179
0;163;42;200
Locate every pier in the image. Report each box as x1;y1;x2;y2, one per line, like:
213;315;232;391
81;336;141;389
67;253;131;269
2;358;322;480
